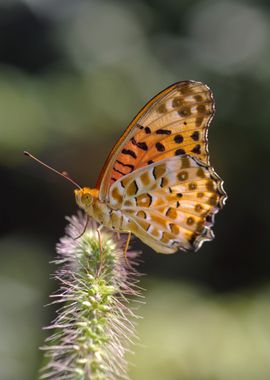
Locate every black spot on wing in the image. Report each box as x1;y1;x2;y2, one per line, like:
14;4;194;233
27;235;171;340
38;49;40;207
116;160;134;171
191;144;201;154
156;129;171;135
113;167;126;176
156;142;165;152
122;149;137;159
174;135;183;143
137;142;148;151
175;148;186;155
191;131;199;141
131;137;148;151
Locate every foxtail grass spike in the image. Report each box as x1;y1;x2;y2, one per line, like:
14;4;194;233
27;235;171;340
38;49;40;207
40;212;142;380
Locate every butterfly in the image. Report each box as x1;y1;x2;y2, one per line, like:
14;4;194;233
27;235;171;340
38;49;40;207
73;80;227;254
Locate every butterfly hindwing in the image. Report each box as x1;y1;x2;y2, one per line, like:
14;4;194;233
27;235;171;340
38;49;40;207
109;155;226;253
97;81;214;200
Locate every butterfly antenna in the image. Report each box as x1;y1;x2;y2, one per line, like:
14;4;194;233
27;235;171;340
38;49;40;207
24;151;82;189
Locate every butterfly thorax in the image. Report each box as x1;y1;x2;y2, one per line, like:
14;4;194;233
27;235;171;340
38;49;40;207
74;187;125;232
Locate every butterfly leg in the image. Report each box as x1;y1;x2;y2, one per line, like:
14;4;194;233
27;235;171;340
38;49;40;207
74;215;89;240
123;232;132;268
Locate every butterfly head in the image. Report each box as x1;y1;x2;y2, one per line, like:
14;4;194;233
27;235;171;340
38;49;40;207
75;187;99;210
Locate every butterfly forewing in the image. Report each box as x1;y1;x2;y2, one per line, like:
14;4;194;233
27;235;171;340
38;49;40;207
97;81;214;201
108;155;226;253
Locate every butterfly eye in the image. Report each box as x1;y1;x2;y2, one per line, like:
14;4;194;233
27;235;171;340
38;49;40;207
81;192;93;206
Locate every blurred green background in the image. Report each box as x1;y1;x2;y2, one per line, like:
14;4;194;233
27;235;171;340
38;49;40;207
0;0;270;379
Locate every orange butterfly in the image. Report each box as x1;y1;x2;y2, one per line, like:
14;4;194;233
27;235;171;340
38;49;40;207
26;81;226;254
75;80;227;253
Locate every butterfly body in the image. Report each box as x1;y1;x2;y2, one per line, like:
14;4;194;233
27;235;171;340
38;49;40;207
75;187;125;232
75;80;227;254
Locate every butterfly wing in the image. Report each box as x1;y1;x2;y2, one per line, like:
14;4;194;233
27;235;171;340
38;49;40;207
109;155;226;253
97;81;214;201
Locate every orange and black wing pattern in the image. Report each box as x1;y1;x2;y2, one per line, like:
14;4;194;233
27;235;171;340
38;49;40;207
97;81;214;200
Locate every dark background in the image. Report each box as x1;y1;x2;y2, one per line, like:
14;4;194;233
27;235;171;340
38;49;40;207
1;1;270;379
